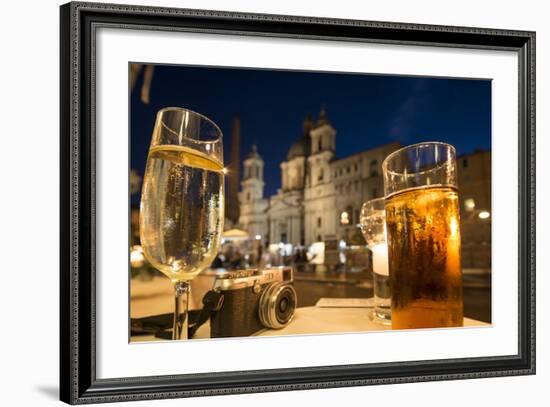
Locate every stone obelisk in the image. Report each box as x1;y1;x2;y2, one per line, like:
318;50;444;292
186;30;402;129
226;116;241;225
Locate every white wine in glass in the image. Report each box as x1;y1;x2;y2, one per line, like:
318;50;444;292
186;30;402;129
139;108;224;340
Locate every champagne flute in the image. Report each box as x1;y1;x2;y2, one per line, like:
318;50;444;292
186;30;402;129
139;107;224;340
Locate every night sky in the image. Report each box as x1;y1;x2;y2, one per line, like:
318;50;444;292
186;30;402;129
130;65;491;203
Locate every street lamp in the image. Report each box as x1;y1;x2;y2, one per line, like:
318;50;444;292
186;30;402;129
478;211;490;220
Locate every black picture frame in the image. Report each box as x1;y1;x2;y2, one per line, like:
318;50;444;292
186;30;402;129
60;1;536;404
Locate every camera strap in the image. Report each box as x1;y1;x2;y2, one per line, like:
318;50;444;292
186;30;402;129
188;290;224;338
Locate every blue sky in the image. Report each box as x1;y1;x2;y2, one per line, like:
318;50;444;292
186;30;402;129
131;65;491;201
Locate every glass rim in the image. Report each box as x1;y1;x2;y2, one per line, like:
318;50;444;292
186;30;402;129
156;106;223;144
382;141;456;176
361;197;386;211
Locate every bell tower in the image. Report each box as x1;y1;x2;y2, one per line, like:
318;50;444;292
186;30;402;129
308;106;336;187
240;145;265;205
238;145;268;241
304;106;337;245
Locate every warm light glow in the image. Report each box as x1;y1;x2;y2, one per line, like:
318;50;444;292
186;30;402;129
222;167;229;174
479;211;490;220
130;245;146;268
255;234;262;240
340;211;349;225
464;198;475;211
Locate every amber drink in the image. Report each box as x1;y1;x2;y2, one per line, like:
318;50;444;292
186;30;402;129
382;142;463;329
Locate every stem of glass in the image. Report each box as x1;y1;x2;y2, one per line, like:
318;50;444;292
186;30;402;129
173;281;190;340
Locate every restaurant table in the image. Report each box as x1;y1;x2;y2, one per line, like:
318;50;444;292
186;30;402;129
130;275;488;342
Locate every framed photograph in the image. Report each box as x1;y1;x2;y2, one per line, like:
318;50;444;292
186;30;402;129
60;1;535;404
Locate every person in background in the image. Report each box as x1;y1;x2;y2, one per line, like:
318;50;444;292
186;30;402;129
211;254;224;269
259;241;274;269
255;244;263;268
229;248;244;269
293;246;308;272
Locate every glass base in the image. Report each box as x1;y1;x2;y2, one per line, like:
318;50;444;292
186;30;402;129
369;307;392;326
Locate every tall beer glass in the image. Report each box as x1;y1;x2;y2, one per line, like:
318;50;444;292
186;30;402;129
382;142;463;329
140;108;224;340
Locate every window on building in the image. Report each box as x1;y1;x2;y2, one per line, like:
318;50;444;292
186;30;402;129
370;160;378;176
318;168;324;181
317;217;322;228
340;211;349;225
317;234;322;242
463;158;468;168
347;166;351;174
354;163;358;172
247;192;250;202
281;233;287;243
318;138;322;152
371;188;378;198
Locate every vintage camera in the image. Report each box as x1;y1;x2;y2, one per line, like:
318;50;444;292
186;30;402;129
209;267;297;338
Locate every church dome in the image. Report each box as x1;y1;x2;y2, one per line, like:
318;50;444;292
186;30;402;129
287;135;311;160
287;115;313;160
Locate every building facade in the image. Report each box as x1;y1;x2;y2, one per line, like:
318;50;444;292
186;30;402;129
238;108;400;247
238;110;491;270
456;150;492;269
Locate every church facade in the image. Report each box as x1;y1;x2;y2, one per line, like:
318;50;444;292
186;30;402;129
238;108;400;247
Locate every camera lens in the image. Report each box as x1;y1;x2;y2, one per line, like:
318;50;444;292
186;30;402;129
258;282;297;329
279;297;289;313
276;288;294;323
